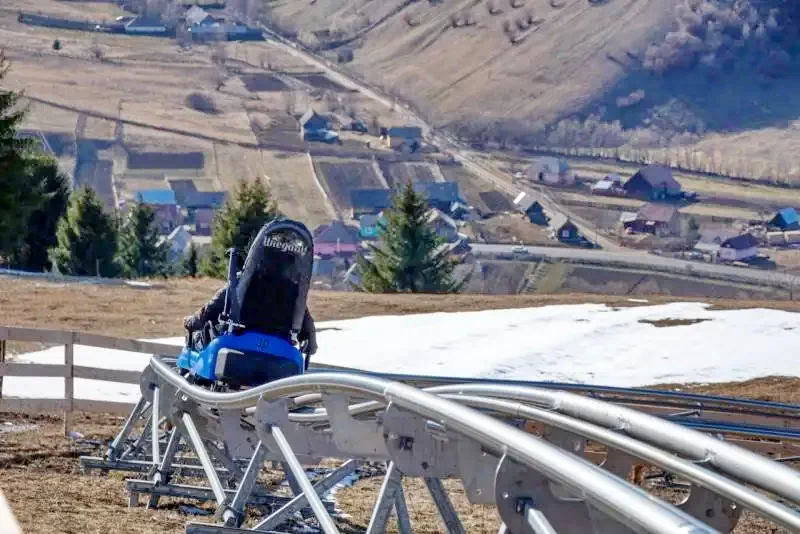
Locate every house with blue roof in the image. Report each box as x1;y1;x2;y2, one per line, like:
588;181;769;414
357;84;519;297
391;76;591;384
136;189;177;205
135;189;180;234
769;208;799;231
350;188;392;219
359;212;386;240
412;181;463;212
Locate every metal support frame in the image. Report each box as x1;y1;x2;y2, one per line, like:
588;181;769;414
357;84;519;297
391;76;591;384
182;412;228;510
424;477;466;534
106;397;147;460
148;428;183;509
254;459;357;532
366;462;408;534
270;425;339;534
79;357;800;534
151;387;161;467
222;441;267;527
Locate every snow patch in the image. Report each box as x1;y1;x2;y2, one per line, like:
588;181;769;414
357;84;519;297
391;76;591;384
5;303;800;404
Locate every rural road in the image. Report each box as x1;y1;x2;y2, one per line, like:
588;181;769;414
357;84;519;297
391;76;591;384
470;244;799;289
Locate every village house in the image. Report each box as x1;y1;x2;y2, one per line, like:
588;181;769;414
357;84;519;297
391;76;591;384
135;189;180;234
313;221;359;257
382;126;422;152
359;213;385;240
427;209;460;243
526;157;573;186
626;203;680;237
768;207;800;231
548;213;581;243
185;5;217;26
184;191;226;211
299;109;334;142
623;165;682;201
514;193;547;225
350;188;392;219
413;181;462;213
161;226;193;264
125;16;169;34
694;229;737;258
590;174;625;196
312;257;337;281
166;177;197;206
194;208;215;236
718;233;760;262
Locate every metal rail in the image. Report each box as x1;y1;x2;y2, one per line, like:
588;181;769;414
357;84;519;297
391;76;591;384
143;356;760;533
79;356;800;533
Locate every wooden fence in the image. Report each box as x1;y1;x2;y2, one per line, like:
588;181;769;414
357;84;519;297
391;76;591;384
0;326;182;435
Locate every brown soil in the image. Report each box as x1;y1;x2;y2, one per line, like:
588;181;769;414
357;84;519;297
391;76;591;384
638;318;712;328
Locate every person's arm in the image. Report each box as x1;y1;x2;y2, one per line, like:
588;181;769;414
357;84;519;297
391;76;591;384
184;284;228;332
299;308;317;361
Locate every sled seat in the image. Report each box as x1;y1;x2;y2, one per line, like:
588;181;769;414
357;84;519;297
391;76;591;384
176;331;304;389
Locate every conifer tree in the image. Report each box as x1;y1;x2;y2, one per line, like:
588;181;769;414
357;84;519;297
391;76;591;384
117;202;168;278
183;242;199;277
0;51;44;261
357;181;461;293
201;176;279;278
9;157;71;271
49;187;118;277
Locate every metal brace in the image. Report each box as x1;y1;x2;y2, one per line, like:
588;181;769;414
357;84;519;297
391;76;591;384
382;403;460;478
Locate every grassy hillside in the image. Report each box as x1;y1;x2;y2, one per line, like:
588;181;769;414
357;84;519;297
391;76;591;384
271;0;676;125
267;0;800;180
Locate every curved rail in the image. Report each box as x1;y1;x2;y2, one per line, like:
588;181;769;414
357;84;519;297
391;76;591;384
429;384;800;505
149;356;713;533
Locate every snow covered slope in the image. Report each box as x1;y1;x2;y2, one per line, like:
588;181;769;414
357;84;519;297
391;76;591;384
6;302;799;404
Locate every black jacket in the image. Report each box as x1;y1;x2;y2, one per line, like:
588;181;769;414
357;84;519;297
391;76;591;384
183;283;317;355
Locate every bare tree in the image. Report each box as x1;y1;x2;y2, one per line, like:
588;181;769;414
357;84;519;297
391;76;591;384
176;23;191;49
370;114;381;135
283;90;297;116
324;90;341;113
260;51;272;70
213;67;227;91
210;44;228;91
211;43;228;68
91;40;105;62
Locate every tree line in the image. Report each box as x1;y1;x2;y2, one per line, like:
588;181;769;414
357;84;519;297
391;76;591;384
0;52;461;292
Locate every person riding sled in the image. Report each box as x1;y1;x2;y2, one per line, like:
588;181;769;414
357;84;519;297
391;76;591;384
183;217;318;373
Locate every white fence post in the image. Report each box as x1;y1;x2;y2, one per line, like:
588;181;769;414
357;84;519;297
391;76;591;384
0;489;22;534
0;339;5;400
63;336;74;436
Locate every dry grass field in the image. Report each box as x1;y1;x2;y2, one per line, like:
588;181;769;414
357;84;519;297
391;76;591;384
312;157;385;212
260;150;336;228
0;276;799;533
0;0;421;225
272;0;674;125
269;0;800;182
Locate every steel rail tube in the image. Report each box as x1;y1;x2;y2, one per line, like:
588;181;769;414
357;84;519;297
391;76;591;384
147;357;713;533
427;384;800;506
307;369;800;415
151;386;161;467
442;394;800;532
284;392;800;528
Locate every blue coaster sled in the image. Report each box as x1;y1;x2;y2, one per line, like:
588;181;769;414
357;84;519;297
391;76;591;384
176;332;304;389
177;218;315;390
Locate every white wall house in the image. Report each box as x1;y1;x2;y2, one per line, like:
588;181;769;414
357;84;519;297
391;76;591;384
718;233;759;262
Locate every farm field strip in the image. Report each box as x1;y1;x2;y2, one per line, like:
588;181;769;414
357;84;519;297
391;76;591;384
313;157;385;211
